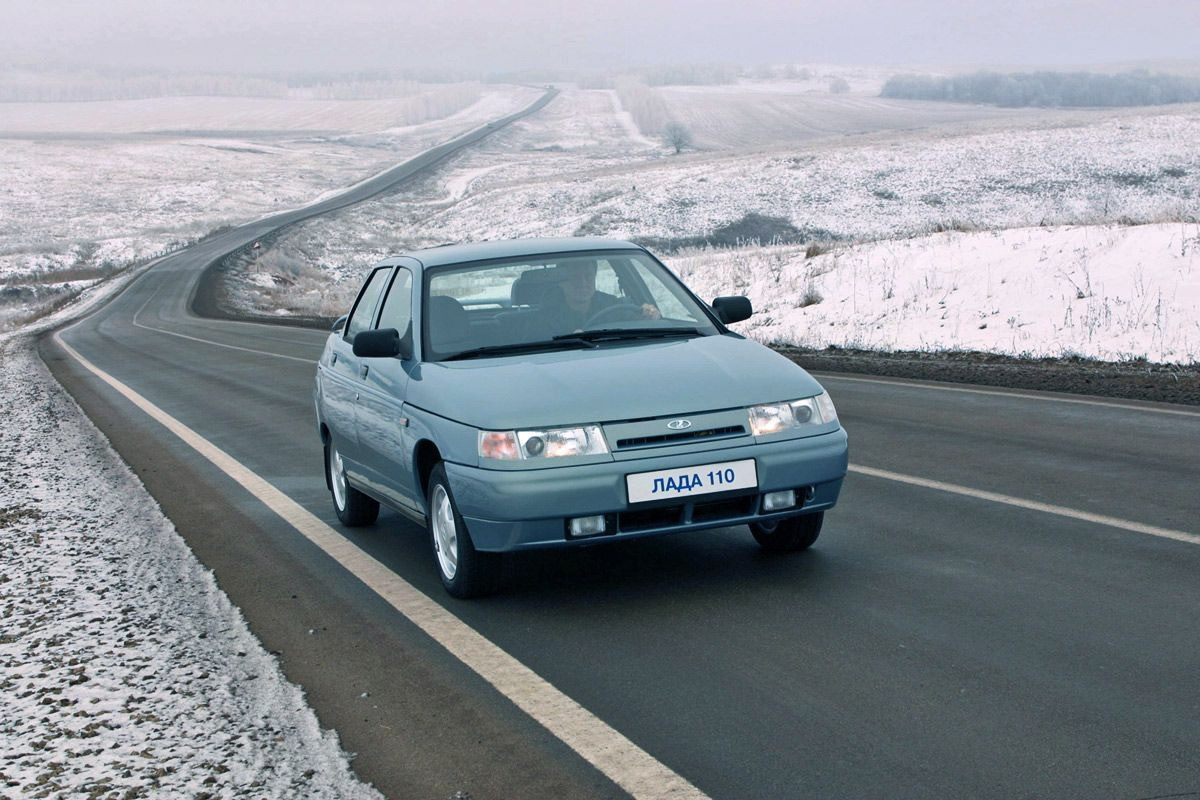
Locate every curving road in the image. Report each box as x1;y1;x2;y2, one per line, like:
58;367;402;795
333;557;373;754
39;92;1200;799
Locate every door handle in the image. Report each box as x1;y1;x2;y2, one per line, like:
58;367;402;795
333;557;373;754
331;352;338;364
360;365;370;379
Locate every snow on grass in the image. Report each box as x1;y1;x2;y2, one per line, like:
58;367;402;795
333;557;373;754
0;85;541;328
219;88;665;317
0;332;381;799
670;223;1200;364
403;108;1199;246
654;83;1036;150
244;105;1200;327
444;164;507;200
0;279;103;331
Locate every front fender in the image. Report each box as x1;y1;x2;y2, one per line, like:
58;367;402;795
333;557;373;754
403;404;480;469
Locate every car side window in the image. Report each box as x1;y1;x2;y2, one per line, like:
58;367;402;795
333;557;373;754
376;268;413;336
594;259;622;297
628;260;693;321
344;267;391;341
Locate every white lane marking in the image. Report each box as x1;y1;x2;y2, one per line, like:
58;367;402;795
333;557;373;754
849;464;1200;546
817;373;1200;418
52;329;708;800
133;319;316;364
130;286;316;364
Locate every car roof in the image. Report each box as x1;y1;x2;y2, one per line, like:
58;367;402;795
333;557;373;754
394;237;645;269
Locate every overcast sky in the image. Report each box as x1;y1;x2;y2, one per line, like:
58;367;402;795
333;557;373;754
3;0;1197;74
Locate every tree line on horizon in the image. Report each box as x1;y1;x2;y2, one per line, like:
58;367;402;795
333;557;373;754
881;70;1200;108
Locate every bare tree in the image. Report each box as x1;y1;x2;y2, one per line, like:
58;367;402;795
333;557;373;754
663;121;693;154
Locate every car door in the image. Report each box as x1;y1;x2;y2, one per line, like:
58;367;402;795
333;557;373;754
354;267;421;514
322;265;392;473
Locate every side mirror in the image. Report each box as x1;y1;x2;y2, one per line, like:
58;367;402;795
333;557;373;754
711;296;752;324
332;314;348;333
354;328;406;358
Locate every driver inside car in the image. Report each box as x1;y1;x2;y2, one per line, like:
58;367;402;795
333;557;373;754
550;258;660;332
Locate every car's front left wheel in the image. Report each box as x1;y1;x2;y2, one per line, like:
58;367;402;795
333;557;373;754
325;440;379;527
427;463;500;598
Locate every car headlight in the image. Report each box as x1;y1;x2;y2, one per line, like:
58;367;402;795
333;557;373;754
748;391;837;436
478;425;609;460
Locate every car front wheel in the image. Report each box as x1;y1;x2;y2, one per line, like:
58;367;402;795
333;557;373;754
427;463;500;598
325;441;379;527
750;512;823;553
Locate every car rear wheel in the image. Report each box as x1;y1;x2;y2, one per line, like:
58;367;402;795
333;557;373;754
428;463;500;598
750;512;823;553
325;441;379;527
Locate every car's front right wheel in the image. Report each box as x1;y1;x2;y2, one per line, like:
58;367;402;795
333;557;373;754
750;512;823;553
427;463;500;598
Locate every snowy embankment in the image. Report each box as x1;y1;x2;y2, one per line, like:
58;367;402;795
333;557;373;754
672;223;1200;364
0;296;379;797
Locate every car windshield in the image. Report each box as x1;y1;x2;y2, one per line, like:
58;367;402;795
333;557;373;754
423;249;719;361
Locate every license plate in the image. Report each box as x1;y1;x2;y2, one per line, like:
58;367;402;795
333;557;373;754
626;459;758;504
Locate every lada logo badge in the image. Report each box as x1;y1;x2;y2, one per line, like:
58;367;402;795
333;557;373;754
666;419;692;430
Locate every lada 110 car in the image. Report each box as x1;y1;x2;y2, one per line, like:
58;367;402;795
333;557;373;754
314;238;848;597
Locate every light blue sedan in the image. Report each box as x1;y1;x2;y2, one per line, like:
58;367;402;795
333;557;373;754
314;238;848;596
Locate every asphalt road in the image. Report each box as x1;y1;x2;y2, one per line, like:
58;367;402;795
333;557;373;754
40;98;1200;799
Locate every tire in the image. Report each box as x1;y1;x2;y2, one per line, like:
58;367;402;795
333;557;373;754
325;440;379;527
427;463;501;598
750;512;823;553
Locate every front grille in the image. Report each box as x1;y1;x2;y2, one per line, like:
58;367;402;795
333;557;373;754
616;425;744;450
617;491;758;532
619;505;684;531
691;494;757;523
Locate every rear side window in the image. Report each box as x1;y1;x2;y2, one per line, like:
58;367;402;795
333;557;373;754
345;268;391;341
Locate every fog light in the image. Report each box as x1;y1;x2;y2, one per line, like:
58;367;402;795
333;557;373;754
762;490;797;511
568;515;607;537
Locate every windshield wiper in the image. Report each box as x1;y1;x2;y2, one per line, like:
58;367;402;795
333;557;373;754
441;337;596;362
553;326;705;343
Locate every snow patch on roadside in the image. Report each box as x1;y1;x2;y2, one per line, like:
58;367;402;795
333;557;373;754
0;330;380;798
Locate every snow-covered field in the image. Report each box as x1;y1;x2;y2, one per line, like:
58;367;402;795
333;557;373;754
654;83;1038;150
0;84;484;134
390;107;1200;245
0;290;381;797
676;223;1200;364
235;95;1200;364
0;85;539;329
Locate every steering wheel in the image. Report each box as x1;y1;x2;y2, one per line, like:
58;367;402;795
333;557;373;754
583;302;644;327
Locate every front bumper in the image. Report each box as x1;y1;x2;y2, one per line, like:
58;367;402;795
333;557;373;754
444;429;848;551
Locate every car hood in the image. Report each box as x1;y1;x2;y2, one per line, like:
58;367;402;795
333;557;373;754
408;334;825;429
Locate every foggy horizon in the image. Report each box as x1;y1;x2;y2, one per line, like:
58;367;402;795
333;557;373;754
3;0;1199;77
